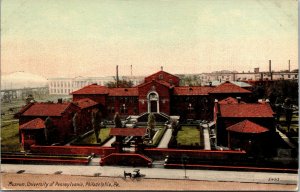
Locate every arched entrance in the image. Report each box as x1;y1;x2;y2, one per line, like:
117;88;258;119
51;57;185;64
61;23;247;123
147;92;159;113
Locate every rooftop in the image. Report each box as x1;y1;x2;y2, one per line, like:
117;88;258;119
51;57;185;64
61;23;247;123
226;120;269;133
20;102;76;117
219;103;274;118
73;98;99;109
173;86;214;95
71;84;109;95
108;88;139;96
20;118;45;130
209;81;251;94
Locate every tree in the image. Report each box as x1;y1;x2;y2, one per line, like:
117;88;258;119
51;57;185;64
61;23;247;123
114;112;122;128
114;112;123;144
105;77;133;88
44;116;53;144
283;98;293;133
92;109;102;143
147;113;156;139
72;112;79;135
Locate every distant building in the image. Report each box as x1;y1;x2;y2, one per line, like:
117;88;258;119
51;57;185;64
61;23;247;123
48;76;144;95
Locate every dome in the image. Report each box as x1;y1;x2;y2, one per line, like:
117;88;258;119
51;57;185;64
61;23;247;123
1;71;48;90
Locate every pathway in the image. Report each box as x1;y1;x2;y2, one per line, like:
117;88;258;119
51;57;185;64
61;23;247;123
157;128;172;148
102;136;116;147
276;129;296;149
203;128;211;150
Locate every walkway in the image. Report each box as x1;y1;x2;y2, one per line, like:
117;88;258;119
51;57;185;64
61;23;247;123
157;128;172;148
1;164;297;185
203;128;211;150
276;129;296;149
102;136;116;147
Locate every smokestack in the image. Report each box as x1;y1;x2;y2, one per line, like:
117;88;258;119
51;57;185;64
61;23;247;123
269;60;273;80
288;60;291;72
130;65;133;77
116;65;119;88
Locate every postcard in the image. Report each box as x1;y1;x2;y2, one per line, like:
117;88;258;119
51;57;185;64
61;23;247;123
1;0;298;191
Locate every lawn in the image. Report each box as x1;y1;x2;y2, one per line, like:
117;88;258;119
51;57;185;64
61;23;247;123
177;126;200;146
74;128;111;145
1;122;23;152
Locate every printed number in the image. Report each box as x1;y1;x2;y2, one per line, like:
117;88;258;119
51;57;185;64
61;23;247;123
268;178;279;181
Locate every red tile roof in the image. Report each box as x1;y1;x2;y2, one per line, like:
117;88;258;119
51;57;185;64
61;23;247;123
209;81;251;94
226;120;269;133
174;86;214;95
71;84;109;95
21;103;75;117
110;128;147;137
219;103;274;118
108;88;138;96
137;79;172;88
218;97;246;104
144;70;180;81
20;118;45;130
73;98;99;109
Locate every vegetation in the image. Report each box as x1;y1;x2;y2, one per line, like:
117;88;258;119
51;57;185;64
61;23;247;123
151;126;167;146
177;126;201;146
1;122;22;152
114;112;122;128
92;109;102;143
74;128;111;145
147;113;156;139
105;77;133;88
252;80;298;105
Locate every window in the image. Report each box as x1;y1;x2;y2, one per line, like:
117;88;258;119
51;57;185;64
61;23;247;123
288;75;291;78
159;74;163;80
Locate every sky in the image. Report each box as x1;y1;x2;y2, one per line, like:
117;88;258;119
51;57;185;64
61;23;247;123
1;0;298;78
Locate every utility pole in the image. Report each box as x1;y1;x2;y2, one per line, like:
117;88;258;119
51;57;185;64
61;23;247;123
116;65;119;88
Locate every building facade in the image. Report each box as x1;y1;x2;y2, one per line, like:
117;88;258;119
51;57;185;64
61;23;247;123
71;70;253;120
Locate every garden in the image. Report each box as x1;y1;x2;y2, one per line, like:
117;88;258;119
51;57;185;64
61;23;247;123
168;125;204;149
71;128;112;146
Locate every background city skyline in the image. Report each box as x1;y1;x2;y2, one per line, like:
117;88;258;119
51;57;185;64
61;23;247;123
1;0;298;78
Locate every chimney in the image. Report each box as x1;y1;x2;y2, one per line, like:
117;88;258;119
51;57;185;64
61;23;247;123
58;98;63;103
130;65;133;77
116;65;119;88
288;60;291;72
209;82;212;87
269;60;273;80
254;67;259;73
161;66;163;71
236;97;241;103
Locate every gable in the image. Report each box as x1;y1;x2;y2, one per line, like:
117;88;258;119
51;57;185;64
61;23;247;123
144;71;180;86
138;80;170;97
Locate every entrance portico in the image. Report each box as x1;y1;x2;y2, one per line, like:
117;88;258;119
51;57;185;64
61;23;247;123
147;91;159;113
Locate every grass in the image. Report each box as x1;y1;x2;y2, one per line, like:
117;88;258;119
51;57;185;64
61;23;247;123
177;126;200;146
75;128;111;144
1;122;23;152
